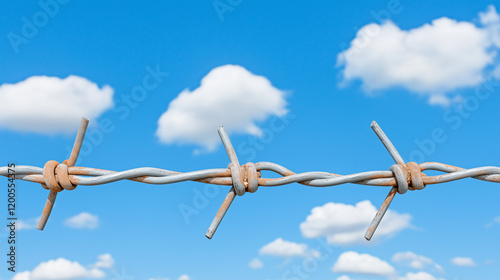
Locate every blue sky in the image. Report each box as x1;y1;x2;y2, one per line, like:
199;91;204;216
1;1;500;280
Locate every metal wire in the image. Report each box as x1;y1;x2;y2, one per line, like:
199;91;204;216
1;118;498;239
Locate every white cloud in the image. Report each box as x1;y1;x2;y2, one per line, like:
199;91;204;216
259;238;320;258
13;271;31;280
451;257;476;267
0;76;113;134
399;272;445;280
156;64;288;152
332;251;395;276
12;258;105;280
338;5;500;105
93;254;114;269
63;212;99;229
480;5;500;47
248;258;263;269
392;251;434;270
300;200;412;245
17;217;40;230
336;276;351;280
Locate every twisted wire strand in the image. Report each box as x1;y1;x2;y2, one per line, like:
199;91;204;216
1;118;498;240
2;163;500;187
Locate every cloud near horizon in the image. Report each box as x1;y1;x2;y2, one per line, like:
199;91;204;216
12;254;114;280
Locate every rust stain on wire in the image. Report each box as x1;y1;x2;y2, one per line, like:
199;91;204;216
0;118;497;240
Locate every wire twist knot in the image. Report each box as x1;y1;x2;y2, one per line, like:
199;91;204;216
42;160;77;192
406;162;426;190
389;162;427;194
389;163;409;194
35;117;89;231
228;162;260;196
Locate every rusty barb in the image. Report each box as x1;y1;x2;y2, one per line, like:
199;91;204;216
1;118;499;240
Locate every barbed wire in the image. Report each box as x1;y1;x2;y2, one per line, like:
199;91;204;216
1;118;498;240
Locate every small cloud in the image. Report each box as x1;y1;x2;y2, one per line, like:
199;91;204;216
248;258;263;269
12;257;105;280
156;64;288;152
17;217;40;230
336;276;352;280
451;257;476;267
332;251;395;276
259;238;320;258
93;253;114;269
398;271;445;280
300;200;412;245
392;251;436;270
64;212;99;229
434;264;444;273
0;75;113;134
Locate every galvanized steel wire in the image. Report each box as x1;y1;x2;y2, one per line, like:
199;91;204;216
1;118;498;240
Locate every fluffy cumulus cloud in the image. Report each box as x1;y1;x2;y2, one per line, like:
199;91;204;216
13;257;106;280
63;212;99;229
451;257;476;267
300;200;412;245
399;272;445;280
392;251;435;270
259;238;320;258
332;251;395;276
0;75;113;133
338;5;500;105
156;64;288;152
248;258;263;269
